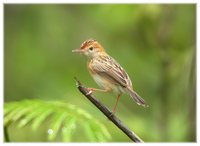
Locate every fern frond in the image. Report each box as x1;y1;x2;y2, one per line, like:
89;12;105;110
4;100;111;142
32;108;53;131
17;105;45;128
48;112;68;141
83;122;97;142
61;117;76;142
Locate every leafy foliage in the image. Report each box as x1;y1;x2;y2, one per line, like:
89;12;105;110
4;100;111;142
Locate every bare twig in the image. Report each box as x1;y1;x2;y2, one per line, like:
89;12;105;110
74;77;143;142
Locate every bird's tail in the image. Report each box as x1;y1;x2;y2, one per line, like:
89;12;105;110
126;88;148;107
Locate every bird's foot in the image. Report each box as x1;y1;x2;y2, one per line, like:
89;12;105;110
86;88;93;95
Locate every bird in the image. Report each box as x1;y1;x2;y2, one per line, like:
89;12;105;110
72;39;148;113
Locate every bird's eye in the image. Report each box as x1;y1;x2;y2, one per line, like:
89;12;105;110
89;47;93;51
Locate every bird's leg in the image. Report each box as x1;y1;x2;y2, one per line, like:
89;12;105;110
112;94;121;114
86;87;111;95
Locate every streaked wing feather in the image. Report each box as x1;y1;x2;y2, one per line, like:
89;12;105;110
92;55;132;88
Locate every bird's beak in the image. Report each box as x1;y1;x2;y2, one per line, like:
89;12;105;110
72;48;84;53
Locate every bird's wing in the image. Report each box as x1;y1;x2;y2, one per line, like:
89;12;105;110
91;55;132;88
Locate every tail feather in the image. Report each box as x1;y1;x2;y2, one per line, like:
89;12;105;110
126;88;148;107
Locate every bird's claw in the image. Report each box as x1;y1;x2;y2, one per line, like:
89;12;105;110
86;89;93;95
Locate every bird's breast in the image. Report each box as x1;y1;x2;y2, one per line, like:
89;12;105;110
87;60;95;74
91;73;125;94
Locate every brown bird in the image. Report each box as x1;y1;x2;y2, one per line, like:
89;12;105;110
72;39;148;113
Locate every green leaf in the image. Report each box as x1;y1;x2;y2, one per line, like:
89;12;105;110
47;112;68;141
95;131;107;142
88;121;111;142
77;108;92;120
32;108;53;131
4;100;111;142
4;102;18;115
61;117;76;142
17;106;45;128
12;105;33;121
97;122;112;140
83;122;96;142
4;105;24;126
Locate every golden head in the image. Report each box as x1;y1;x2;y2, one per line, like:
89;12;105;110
72;39;105;58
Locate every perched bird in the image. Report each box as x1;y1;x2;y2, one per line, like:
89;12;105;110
72;39;148;113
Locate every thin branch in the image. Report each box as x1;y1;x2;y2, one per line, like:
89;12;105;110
74;77;143;142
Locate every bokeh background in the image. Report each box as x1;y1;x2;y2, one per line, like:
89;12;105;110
4;4;196;142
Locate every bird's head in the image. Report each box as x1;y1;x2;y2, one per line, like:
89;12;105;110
72;39;105;58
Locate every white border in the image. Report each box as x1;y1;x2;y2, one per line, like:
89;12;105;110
1;0;199;145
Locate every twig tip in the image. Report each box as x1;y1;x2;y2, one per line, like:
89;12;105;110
74;77;82;88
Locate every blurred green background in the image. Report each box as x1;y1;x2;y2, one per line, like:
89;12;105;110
4;4;196;142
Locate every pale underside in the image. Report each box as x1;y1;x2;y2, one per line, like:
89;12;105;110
88;54;133;94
